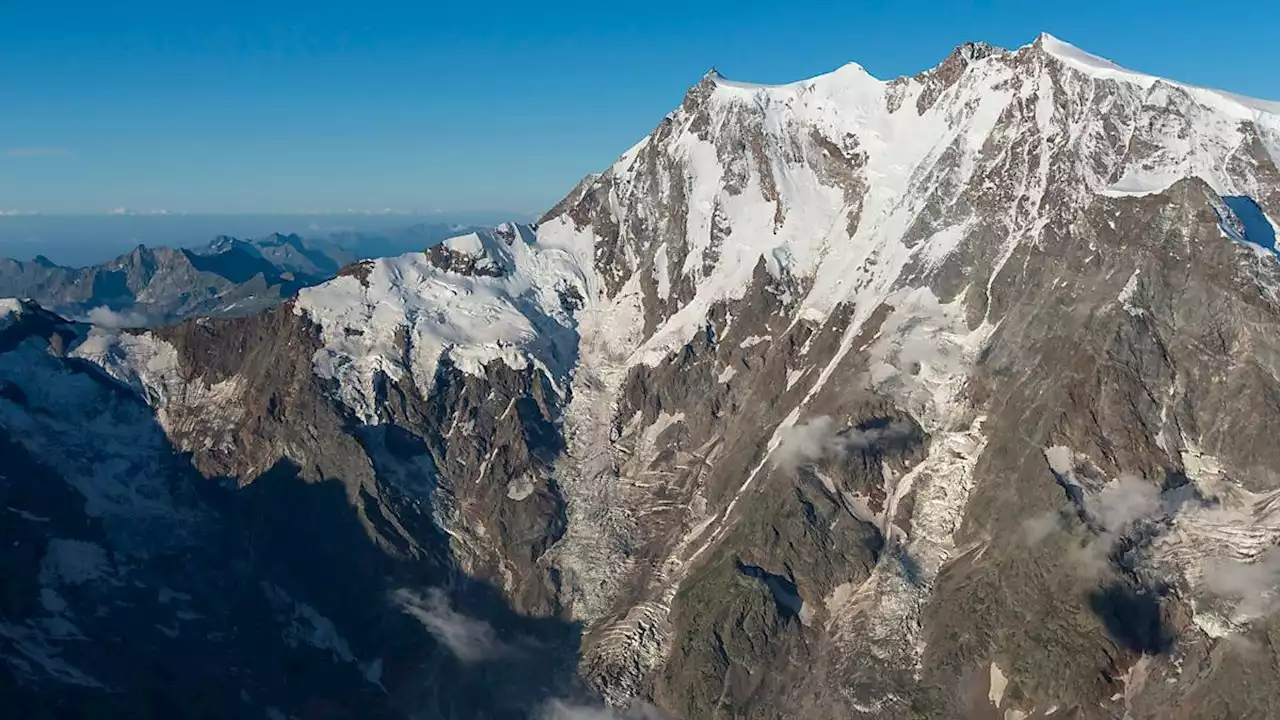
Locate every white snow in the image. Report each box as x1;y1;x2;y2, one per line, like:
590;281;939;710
1038;33;1280;116
0;298;23;332
438;231;507;274
263;583;358;665
785;367;806;390
0;334;203;552
72;328;182;398
506;474;537;502
585;30;1280;413
989;662;1009;707
443;231;486;256
1118;269;1144;316
7;506;50;522
70;327;250;459
1033;34;1280;200
923;223;973;268
651;244;671;301
295;224;583;422
39;539;112;586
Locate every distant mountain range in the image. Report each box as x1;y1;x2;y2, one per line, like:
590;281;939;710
0;223;482;326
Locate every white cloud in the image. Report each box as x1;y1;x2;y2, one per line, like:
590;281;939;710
1088;475;1161;534
86;306;149;329
393;588;511;663
1065;534;1114;580
539;700;668;720
1029;467;1166;577
773;415;914;472
1203;548;1280;619
1021;511;1062;545
1062;475;1164;577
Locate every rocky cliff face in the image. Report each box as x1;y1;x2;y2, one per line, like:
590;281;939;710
4;33;1280;719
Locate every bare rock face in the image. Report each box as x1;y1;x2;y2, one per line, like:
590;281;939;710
6;33;1280;720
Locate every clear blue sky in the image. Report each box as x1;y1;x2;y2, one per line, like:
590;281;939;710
2;0;1276;215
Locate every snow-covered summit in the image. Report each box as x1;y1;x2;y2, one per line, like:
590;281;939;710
1034;32;1280;116
294;222;586;422
424;222;537;277
537;31;1280;368
703;33;1279;117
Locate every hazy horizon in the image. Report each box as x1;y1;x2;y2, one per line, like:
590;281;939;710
0;211;528;266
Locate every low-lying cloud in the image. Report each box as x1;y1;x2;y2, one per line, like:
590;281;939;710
539;700;669;720
1030;459;1168;578
393;588;511;663
773;415;914;472
1038;447;1280;625
1021;511;1063;545
1203;548;1280;619
86;306;149;329
1068;475;1164;578
1088;475;1162;534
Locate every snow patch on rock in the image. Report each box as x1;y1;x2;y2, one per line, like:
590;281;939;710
989;662;1009;707
0;336;201;548
40;539;112;586
0;297;24;332
1118;269;1144;316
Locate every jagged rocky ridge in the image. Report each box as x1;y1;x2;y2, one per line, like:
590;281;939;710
0;236;328;326
0;225;481;327
5;33;1280;719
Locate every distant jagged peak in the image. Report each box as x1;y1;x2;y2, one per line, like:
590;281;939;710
258;231;306;248
205;234;251;253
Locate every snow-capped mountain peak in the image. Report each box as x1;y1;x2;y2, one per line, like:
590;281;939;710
536;33;1280;364
1035;32;1280;116
294;222;585;422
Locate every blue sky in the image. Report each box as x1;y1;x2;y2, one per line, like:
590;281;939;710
2;0;1277;215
